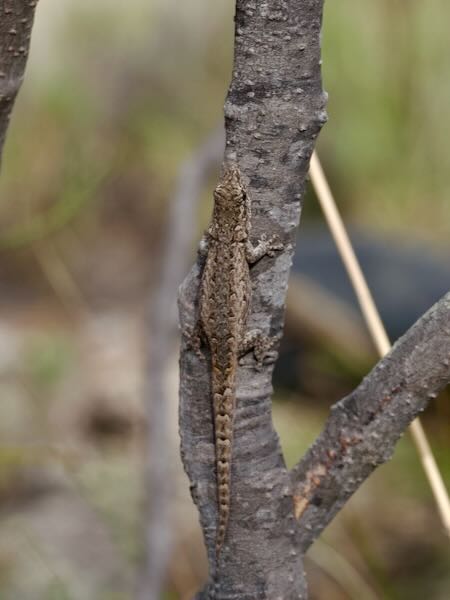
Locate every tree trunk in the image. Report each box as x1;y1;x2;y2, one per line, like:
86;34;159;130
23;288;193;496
177;2;450;599
179;1;326;598
0;0;38;168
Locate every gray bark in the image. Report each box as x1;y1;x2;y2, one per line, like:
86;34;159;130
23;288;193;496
178;2;450;599
0;0;38;168
178;1;326;598
136;129;224;600
292;292;450;552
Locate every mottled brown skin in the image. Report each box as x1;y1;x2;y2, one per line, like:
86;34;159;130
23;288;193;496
196;165;282;557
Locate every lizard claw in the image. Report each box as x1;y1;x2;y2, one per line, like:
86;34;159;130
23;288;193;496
239;330;281;370
266;235;284;256
253;347;279;370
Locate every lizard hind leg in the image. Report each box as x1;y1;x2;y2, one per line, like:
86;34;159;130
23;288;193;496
182;322;205;360
239;329;281;370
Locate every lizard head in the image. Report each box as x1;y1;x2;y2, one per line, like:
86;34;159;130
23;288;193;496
211;165;250;241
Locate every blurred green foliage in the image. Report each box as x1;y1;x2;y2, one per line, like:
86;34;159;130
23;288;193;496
1;1;448;251
0;1;449;599
320;1;450;239
24;334;72;390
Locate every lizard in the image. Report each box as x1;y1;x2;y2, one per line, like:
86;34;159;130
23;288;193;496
188;164;283;558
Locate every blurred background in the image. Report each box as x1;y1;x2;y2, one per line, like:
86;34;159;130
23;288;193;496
0;1;449;598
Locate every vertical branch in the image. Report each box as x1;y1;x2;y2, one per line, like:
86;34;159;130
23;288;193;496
0;0;39;168
178;1;327;598
136;129;224;600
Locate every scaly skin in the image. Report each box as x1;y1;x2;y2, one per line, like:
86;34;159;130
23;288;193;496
196;165;282;557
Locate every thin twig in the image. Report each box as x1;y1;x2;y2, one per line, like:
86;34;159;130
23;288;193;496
33;240;89;315
136;127;224;600
292;292;450;550
309;150;450;537
308;539;380;600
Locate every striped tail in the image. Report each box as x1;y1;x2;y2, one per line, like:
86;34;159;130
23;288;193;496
213;386;235;555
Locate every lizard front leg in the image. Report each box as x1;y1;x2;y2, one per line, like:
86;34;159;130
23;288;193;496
245;234;283;264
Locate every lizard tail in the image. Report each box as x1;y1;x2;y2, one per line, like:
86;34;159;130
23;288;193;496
213;388;234;556
215;467;230;554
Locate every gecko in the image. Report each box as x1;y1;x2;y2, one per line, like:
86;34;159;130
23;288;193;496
189;164;283;557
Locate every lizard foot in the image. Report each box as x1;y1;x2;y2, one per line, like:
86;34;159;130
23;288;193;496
239;329;281;370
246;234;284;263
182;323;204;360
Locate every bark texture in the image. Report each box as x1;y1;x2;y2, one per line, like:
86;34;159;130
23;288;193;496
179;1;326;599
178;2;450;599
136;129;224;600
291;292;450;552
0;0;38;168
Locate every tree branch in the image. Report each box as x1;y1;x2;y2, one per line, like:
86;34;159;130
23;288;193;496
291;291;450;552
136;128;224;600
178;1;326;598
0;0;38;168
